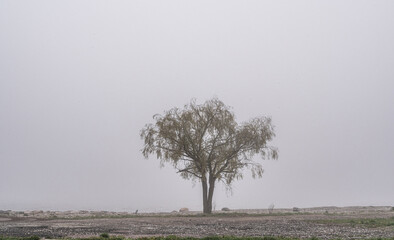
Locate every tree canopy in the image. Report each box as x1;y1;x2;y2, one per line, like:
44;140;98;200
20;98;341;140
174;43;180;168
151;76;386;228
141;98;278;213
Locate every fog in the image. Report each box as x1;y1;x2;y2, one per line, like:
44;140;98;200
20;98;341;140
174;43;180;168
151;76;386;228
1;0;393;212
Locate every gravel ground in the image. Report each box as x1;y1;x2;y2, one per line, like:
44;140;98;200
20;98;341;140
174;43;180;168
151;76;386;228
0;207;393;239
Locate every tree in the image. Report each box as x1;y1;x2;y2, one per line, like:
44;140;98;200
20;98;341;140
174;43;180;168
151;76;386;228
140;98;278;214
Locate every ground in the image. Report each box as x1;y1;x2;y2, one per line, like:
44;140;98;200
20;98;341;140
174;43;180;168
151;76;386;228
0;206;393;239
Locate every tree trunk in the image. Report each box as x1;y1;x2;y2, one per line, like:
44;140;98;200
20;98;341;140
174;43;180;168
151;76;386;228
202;176;215;214
207;178;215;213
202;178;209;214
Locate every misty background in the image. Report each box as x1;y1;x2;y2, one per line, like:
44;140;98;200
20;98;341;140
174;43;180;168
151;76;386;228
1;1;393;212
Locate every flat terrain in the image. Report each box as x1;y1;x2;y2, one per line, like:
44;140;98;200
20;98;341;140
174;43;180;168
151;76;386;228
0;206;393;239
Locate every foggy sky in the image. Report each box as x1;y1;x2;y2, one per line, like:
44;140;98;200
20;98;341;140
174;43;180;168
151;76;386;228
1;0;393;212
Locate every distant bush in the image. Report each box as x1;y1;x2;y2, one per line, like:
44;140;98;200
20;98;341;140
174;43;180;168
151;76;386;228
268;204;274;214
221;207;230;211
179;208;189;213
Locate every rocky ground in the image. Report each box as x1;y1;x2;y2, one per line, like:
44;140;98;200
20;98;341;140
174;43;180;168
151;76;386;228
0;206;393;239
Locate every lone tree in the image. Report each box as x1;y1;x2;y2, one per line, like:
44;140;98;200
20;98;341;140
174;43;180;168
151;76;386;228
141;98;278;214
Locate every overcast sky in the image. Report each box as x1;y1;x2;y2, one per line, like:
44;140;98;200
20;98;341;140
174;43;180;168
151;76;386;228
1;0;393;212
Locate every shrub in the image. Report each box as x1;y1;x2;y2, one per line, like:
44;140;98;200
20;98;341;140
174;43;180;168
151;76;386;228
100;233;109;238
292;207;299;212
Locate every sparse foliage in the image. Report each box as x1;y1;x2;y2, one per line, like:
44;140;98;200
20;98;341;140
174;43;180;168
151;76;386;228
268;204;275;214
141;98;278;213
